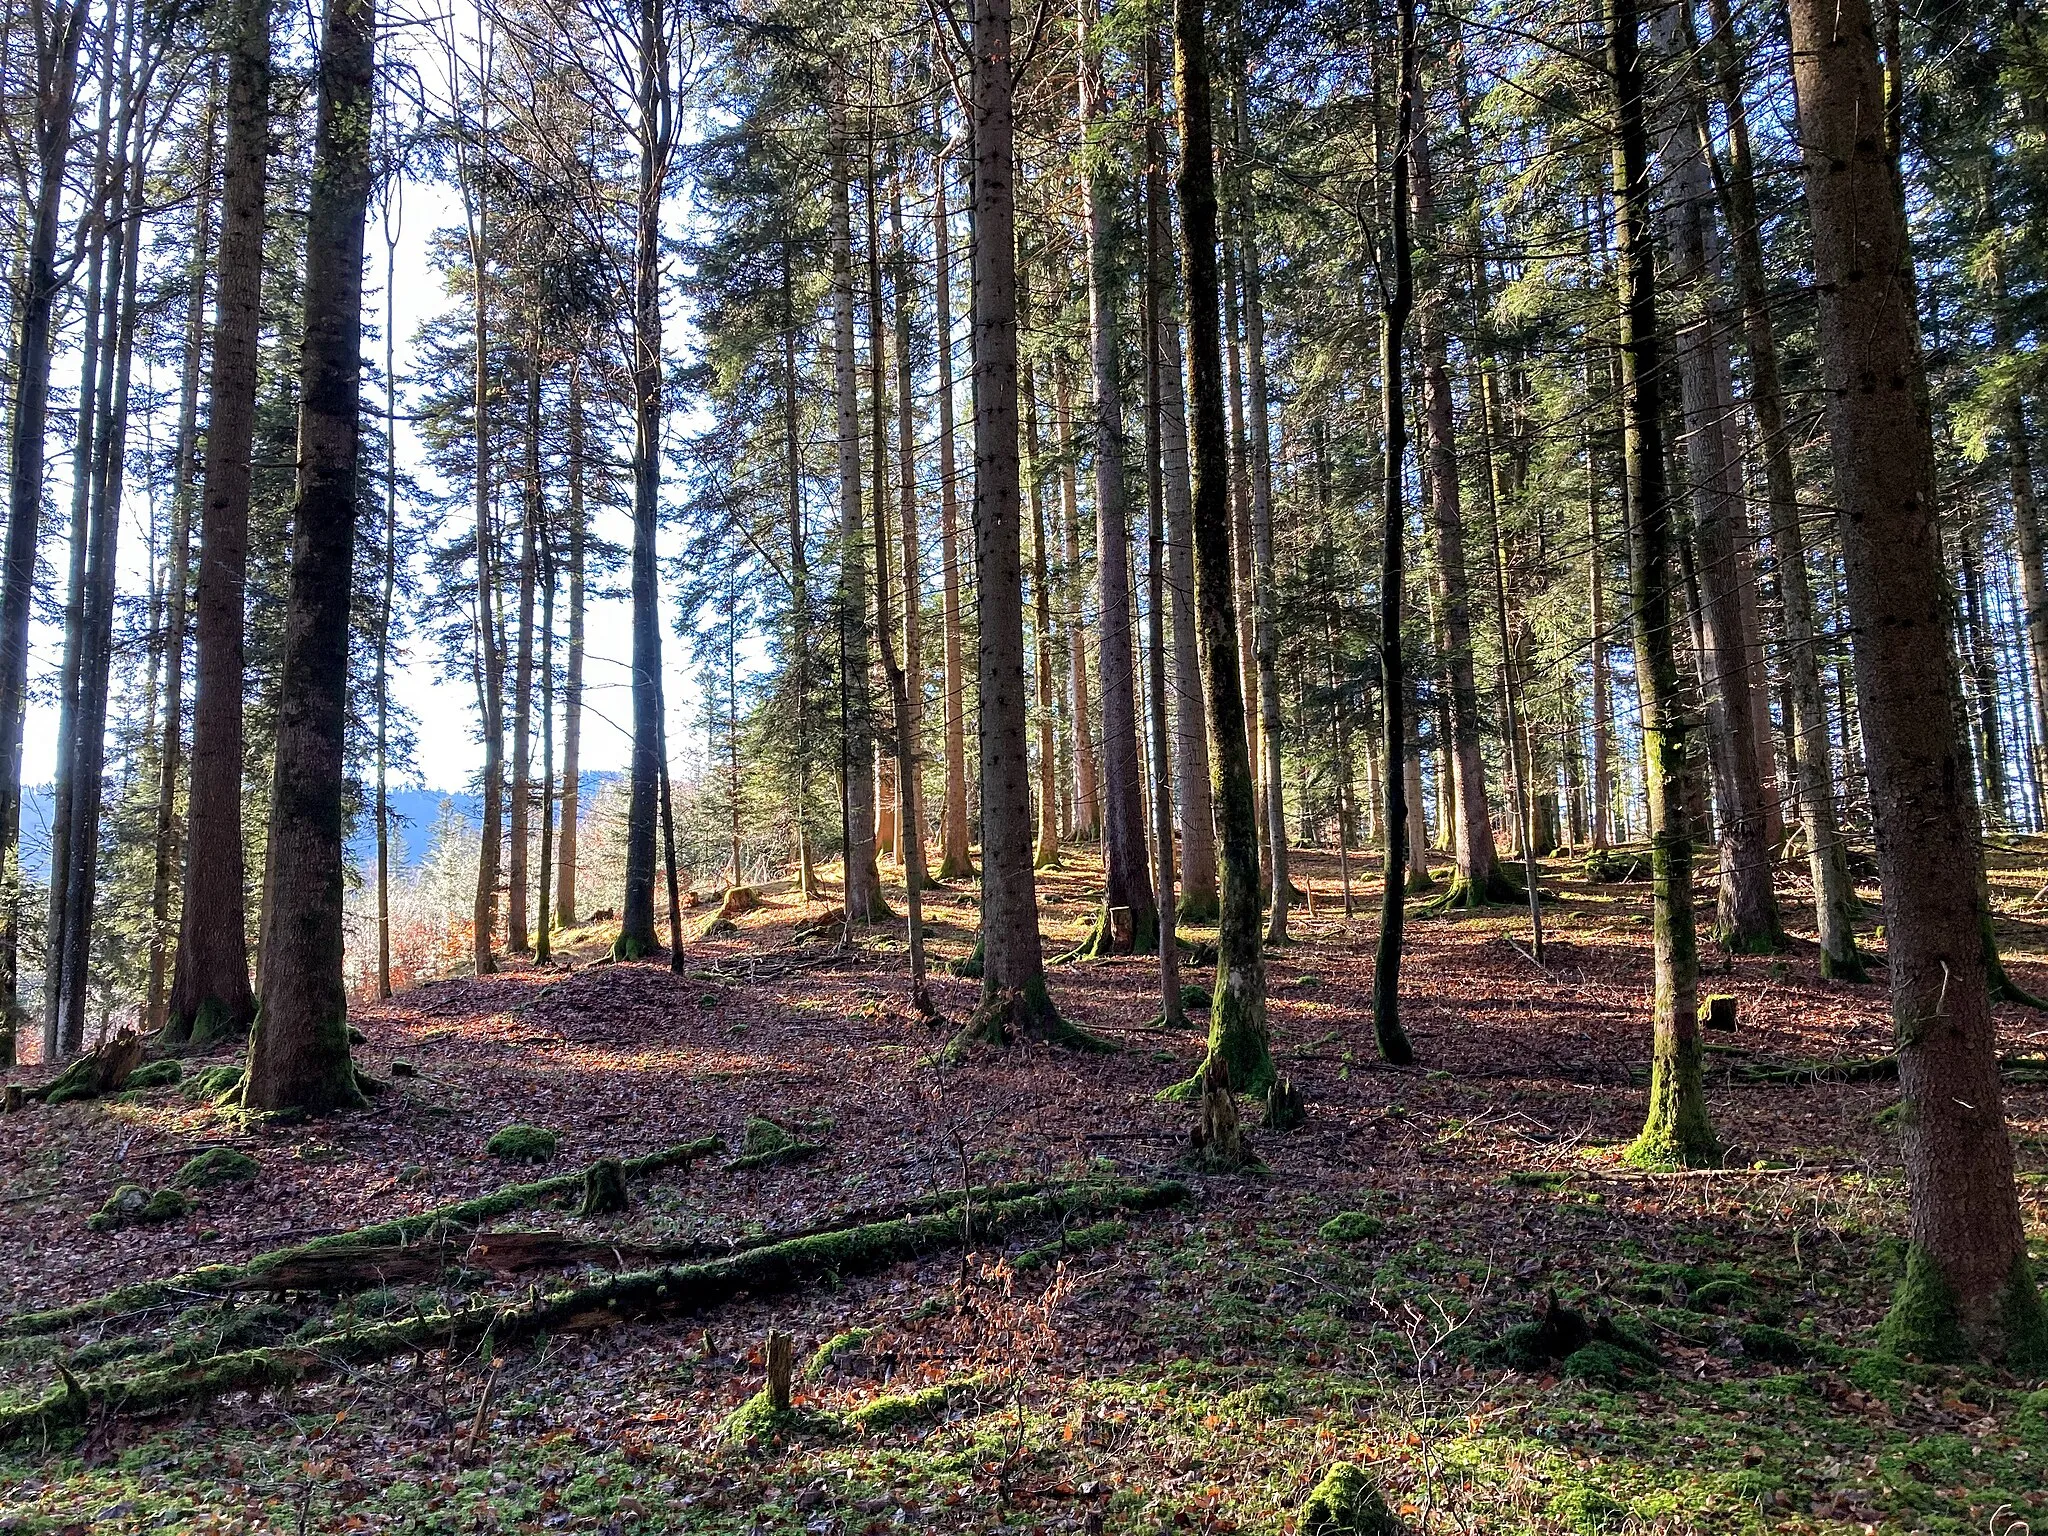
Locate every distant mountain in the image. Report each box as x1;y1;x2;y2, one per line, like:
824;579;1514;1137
12;773;616;885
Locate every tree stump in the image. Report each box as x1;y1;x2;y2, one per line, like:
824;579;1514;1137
578;1157;629;1217
1262;1076;1307;1132
1700;995;1737;1033
1188;1059;1252;1171
765;1330;793;1413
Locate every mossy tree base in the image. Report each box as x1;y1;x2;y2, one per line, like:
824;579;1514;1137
578;1157;629;1216
1819;942;1870;983
1879;1244;2048;1369
947;932;984;978
611;931;656;962
1718;926;1789;956
1071;902;1161;961
1177;889;1220;924
1421;868;1523;914
1404;867;1437;895
944;983;1113;1062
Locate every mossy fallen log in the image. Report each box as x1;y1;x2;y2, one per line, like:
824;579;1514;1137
0;1179;1187;1443
229;1176;1096;1291
1726;1053;2048;1087
0;1138;722;1340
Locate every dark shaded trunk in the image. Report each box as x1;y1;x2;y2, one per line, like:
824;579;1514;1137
508;344;539;954
1789;0;2042;1361
537;527;554;964
1411;118;1507;908
1054;363;1099;842
933;148;974;883
244;0;376;1115
468;105;502;977
148;85;217;1030
1370;0;1419;1066
614;0;670;960
1143;25;1185;1025
957;0;1057;1043
829;95;886;924
1079;0;1158;955
1611;0;1714;1168
1020;304;1061;873
375;213;397;998
166;0;267;1045
1648;2;1781;953
1174;0;1272;1094
555;362;585;925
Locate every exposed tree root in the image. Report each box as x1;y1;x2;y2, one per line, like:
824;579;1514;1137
0;1180;1187;1443
1419;869;1525;915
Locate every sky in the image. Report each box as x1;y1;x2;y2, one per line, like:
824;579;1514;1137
19;153;703;801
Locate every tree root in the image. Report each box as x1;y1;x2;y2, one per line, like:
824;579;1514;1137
1723;1053;2048;1087
0;1179;1187;1444
1418;869;1525;915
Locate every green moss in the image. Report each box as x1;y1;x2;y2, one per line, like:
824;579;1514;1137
1738;1324;1807;1364
1546;1484;1628;1534
804;1326;879;1380
1013;1219;1124;1273
848;1381;956;1432
1687;1277;1753;1311
124;1060;182;1089
1878;1243;1970;1362
181;1065;244;1104
485;1124;559;1163
1318;1212;1385;1244
720;1389;797;1446
188;997;243;1047
741;1117;793;1155
87;1185;188;1232
1180;983;1212;1010
171;1148;259;1189
388;1059;417;1078
1300;1463;1398;1536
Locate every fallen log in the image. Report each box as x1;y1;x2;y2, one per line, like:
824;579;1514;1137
0;1137;722;1339
0;1179;1188;1443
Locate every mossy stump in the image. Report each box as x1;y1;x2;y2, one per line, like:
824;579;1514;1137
485;1124;559;1164
578;1157;628;1217
1301;1463;1400;1536
34;1030;145;1105
172;1149;259;1190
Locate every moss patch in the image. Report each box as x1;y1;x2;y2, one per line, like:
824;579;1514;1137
485;1124;559;1164
87;1186;189;1232
1318;1212;1385;1244
172;1148;259;1189
1300;1463;1398;1536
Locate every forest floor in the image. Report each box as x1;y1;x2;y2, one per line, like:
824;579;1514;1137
3;839;2048;1535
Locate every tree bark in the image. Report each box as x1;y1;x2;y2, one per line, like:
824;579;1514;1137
614;0;669;961
933;146;974;882
467;80;503;976
1079;0;1159;956
148;83;217;1030
1143;25;1185;1025
1174;0;1272;1094
1648;1;1781;953
1022;317;1062;874
1611;0;1714;1168
555;361;586;925
956;0;1059;1045
1411;116;1508;908
1789;0;2043;1361
891;173;926;885
508;344;540;954
829;95;887;923
166;0;267;1045
1369;0;1420;1067
375;206;397;997
1054;362;1100;842
245;0;376;1115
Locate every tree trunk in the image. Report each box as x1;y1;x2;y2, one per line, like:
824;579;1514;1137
1959;518;2009;824
866;133;896;872
933;147;974;882
1054;362;1101;843
1079;0;1159;956
1159;233;1218;921
1611;0;1714;1168
166;0;266;1045
1019;272;1063;873
783;241;822;899
508;344;540;954
1174;0;1272;1094
555;361;586;925
537;527;554;963
1648;2;1781;954
956;0;1058;1045
1143;25;1185;1025
891;173;926;885
468;92;503;976
375;210;397;998
148;85;217;1030
1368;0;1420;1066
1789;0;2043;1362
1411;119;1508;908
244;0;375;1116
56;43;147;1056
1587;386;1613;851
829;95;887;924
614;0;671;961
